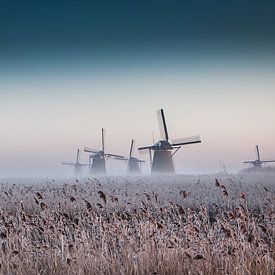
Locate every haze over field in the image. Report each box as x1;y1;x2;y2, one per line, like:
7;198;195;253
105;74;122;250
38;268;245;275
0;1;275;177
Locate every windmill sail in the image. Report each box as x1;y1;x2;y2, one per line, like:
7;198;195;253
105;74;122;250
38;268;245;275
129;139;135;158
172;135;201;146
101;128;105;152
76;149;80;164
61;162;76;165
84;147;99;154
138;145;154;151
105;153;125;158
157;109;169;141
256;145;260;161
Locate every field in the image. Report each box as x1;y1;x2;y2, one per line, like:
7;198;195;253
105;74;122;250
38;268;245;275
0;174;274;274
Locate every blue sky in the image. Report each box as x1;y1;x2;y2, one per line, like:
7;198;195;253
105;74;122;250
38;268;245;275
1;1;275;54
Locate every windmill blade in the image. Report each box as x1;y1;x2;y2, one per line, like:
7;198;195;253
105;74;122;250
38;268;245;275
138;145;154;151
87;155;91;173
157;109;169;141
76;149;80;163
105;153;125;158
129;139;135;158
84;146;99;154
256;145;260;161
171;135;201;146
114;157;129;161
102;128;105;152
261;160;275;163
62;162;76;166
243;161;254;164
149;148;152;166
130;158;145;163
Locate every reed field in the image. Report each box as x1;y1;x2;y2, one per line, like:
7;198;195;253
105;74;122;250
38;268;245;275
0;174;274;274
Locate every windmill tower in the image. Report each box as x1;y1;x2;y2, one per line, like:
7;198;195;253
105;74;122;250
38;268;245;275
84;128;124;175
62;149;88;175
244;145;275;168
116;139;145;174
138;109;201;174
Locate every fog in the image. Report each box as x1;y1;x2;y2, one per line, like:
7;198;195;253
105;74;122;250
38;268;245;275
0;58;275;177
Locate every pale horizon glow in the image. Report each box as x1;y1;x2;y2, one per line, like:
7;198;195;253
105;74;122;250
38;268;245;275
1;57;275;177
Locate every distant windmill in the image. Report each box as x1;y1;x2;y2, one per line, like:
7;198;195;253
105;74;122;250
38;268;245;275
244;145;275;168
115;139;145;174
84;128;124;175
219;160;228;174
62;149;88;175
138;109;201;174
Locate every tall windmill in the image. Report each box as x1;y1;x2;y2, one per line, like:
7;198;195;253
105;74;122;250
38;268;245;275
84;128;124;175
138;109;201;174
116;139;145;174
62;149;88;175
244;145;275;168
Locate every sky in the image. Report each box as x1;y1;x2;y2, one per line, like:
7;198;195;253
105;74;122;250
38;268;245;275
0;0;275;176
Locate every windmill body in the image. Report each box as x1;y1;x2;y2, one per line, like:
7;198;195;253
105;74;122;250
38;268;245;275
84;128;123;175
128;158;142;174
116;139;145;174
62;149;88;176
127;139;144;174
151;147;175;173
138;109;201;174
89;151;106;174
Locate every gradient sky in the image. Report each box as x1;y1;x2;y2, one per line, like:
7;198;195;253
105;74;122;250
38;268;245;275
0;0;275;176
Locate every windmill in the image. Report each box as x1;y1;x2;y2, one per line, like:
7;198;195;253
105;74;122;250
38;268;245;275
84;128;124;175
115;139;145;174
138;109;201;174
243;145;275;168
62;149;88;175
218;160;228;174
